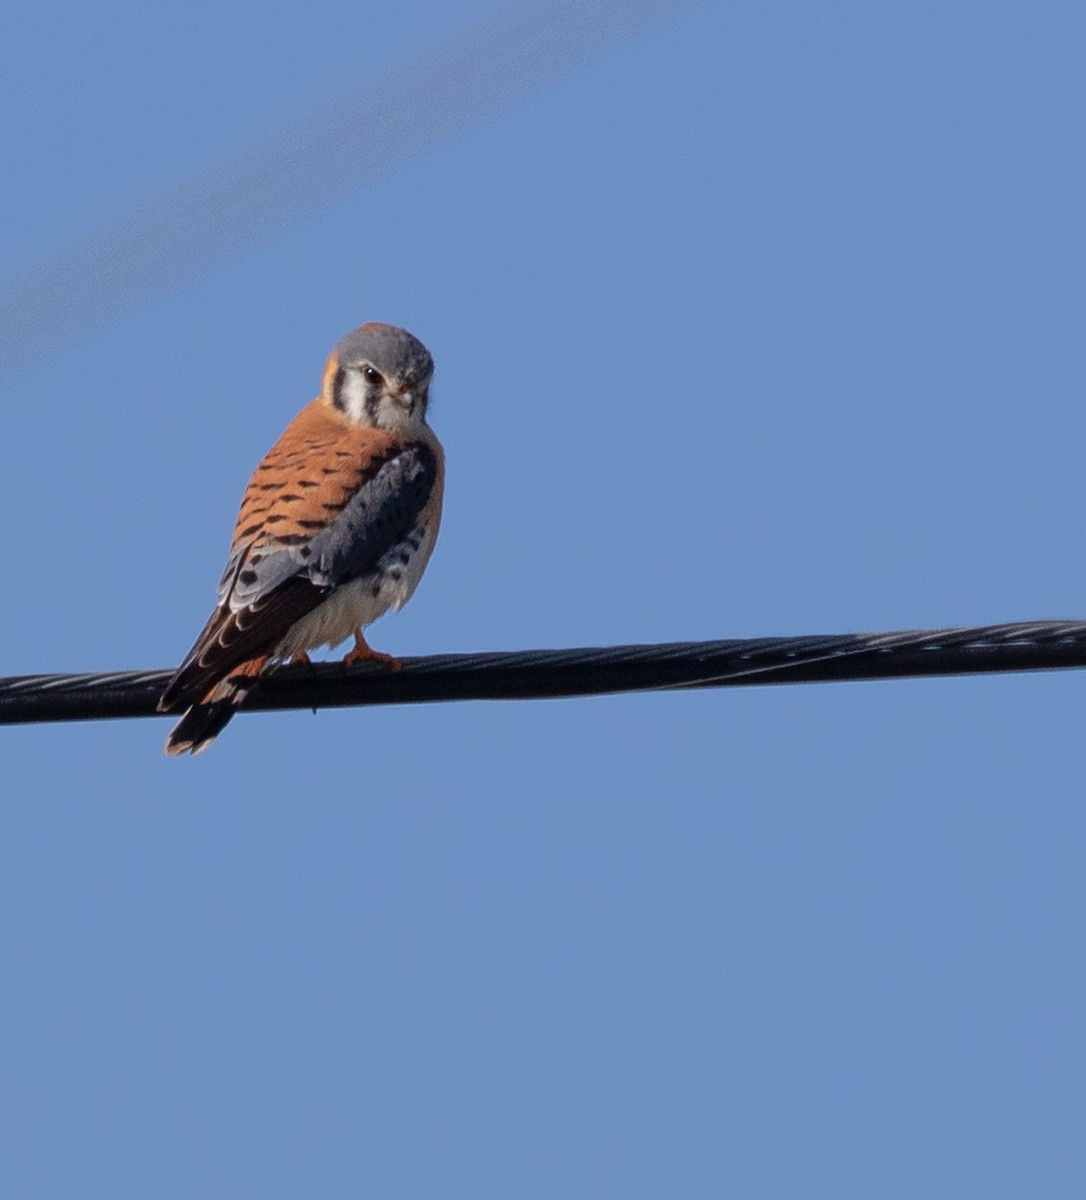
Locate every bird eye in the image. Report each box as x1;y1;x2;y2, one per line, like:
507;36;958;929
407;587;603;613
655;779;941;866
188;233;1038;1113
362;365;382;385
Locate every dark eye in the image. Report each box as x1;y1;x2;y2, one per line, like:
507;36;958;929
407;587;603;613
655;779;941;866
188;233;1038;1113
362;365;382;385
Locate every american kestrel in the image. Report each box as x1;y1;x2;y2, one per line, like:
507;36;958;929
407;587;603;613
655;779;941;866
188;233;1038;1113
158;323;444;755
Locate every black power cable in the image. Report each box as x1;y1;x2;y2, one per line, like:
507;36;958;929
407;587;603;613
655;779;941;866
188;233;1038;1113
1;619;1085;727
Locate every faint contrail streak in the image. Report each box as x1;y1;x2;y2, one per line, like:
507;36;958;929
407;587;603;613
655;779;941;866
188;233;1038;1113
0;0;705;377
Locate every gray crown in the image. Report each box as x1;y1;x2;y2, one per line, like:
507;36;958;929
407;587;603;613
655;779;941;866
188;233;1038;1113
334;323;434;385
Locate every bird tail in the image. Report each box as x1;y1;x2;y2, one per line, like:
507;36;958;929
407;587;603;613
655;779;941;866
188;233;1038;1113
161;659;265;756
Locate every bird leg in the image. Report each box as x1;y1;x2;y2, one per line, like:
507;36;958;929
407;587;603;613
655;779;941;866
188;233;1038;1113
343;629;402;671
290;651;313;667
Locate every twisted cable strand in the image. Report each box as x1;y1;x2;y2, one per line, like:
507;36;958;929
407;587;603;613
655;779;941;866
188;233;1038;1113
2;619;1085;726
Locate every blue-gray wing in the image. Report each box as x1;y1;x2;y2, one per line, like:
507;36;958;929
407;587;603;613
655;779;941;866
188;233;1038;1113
160;441;439;712
220;442;440;611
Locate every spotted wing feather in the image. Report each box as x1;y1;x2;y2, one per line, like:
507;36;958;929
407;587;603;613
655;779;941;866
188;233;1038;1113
225;442;438;607
159;437;439;713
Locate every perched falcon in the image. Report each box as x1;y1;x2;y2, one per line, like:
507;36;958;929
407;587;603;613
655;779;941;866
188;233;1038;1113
158;323;444;755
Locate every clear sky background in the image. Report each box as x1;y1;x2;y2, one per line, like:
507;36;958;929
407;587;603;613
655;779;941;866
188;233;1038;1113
1;1;1084;1194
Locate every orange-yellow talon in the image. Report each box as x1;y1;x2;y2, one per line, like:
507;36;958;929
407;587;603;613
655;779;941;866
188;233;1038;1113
343;630;402;671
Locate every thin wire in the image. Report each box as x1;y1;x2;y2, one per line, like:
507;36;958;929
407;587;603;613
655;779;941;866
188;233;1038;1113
0;0;706;379
2;619;1085;726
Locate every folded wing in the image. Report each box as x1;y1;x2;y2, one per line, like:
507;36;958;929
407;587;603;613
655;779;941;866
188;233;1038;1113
158;439;439;713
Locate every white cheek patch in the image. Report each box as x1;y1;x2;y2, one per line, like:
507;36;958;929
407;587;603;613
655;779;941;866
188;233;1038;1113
339;370;370;422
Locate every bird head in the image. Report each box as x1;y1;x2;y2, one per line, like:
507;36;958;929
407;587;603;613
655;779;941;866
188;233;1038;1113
321;323;434;432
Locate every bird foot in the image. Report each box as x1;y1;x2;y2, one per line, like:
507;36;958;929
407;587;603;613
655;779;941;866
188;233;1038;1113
343;632;402;671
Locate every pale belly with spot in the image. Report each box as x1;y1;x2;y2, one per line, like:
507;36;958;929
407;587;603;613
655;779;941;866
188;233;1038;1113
273;522;437;659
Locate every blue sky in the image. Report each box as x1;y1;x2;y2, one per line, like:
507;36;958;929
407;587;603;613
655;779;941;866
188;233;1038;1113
1;1;1084;1194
